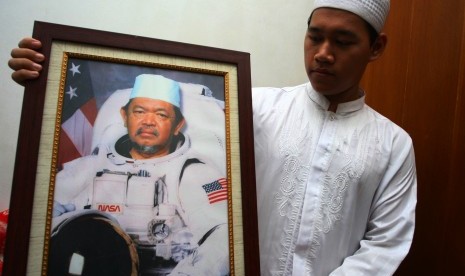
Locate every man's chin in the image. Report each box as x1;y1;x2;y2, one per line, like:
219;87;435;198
312;88;337;98
132;143;159;155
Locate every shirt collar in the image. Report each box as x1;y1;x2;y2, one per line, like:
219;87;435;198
306;82;366;114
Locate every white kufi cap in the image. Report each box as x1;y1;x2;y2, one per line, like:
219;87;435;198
313;0;390;33
130;74;181;108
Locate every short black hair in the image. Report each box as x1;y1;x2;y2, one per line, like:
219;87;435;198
363;20;379;46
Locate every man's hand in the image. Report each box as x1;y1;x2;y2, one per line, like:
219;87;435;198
8;37;44;86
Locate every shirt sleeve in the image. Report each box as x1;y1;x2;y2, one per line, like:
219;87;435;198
330;134;417;276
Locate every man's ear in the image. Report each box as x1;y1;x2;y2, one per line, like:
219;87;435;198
174;118;185;135
369;33;387;61
120;108;128;127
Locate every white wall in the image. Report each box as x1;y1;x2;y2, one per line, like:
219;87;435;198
0;0;314;210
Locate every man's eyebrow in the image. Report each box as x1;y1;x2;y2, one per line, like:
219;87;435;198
131;104;145;109
307;26;322;33
132;104;171;113
308;26;358;38
334;29;358;38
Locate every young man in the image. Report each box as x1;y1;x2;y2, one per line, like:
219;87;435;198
253;1;416;275
9;0;417;275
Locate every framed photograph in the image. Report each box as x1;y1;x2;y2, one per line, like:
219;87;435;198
4;21;259;276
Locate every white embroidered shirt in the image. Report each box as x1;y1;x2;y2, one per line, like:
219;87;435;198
252;83;417;276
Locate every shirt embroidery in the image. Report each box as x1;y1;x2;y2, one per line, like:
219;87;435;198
276;115;313;275
306;129;370;274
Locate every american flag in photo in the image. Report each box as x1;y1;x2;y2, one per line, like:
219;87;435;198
202;178;228;204
58;59;98;169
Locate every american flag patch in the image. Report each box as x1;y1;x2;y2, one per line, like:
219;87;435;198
202;178;228;204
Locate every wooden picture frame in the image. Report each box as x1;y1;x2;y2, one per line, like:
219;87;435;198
4;21;259;276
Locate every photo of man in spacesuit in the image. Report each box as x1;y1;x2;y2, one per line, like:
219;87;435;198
50;74;229;276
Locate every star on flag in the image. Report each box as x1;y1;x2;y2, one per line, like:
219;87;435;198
66;86;78;100
69;63;81;76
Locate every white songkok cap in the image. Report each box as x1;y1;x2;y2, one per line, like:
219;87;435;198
130;74;181;108
313;0;390;33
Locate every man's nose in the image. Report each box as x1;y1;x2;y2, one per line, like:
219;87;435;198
314;41;335;64
141;112;158;125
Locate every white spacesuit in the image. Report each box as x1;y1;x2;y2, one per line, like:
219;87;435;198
51;75;229;276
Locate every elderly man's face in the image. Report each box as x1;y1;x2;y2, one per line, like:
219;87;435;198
120;97;184;159
304;8;386;104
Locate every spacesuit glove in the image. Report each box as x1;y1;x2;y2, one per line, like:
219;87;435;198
52;201;75;217
168;224;229;276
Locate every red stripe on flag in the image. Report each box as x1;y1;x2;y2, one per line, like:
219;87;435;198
80;98;98;126
57;130;82;169
61;109;94;157
209;190;226;197
210;196;227;204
